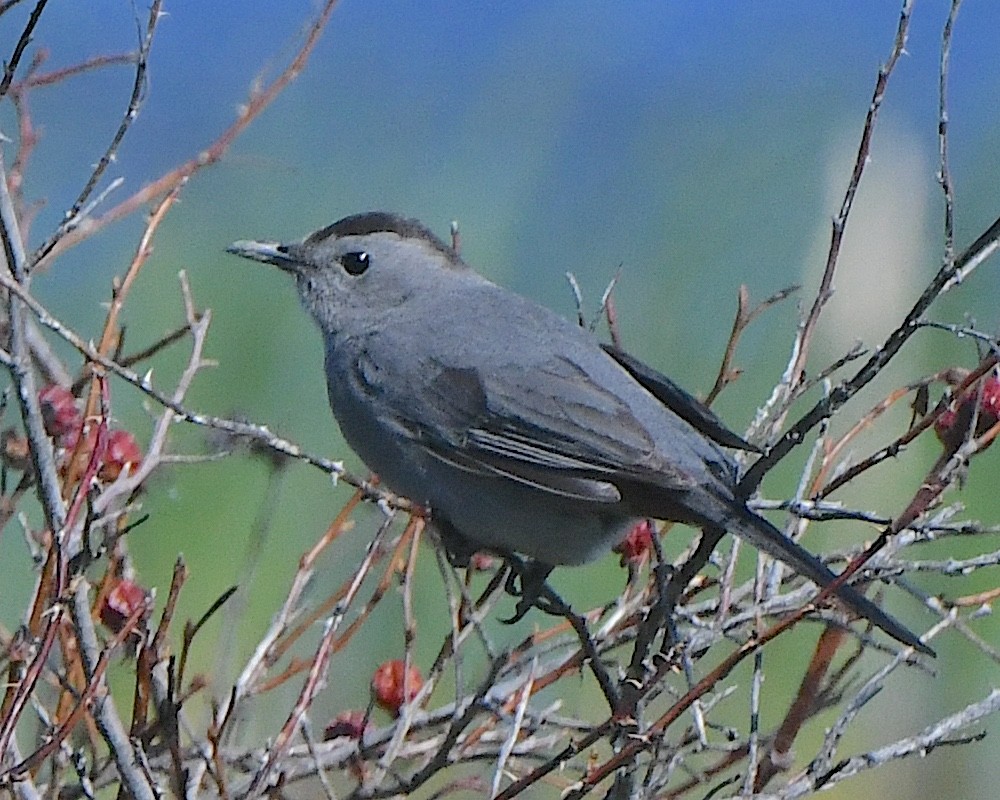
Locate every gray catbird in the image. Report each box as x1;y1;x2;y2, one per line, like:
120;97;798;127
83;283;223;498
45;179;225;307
228;211;931;655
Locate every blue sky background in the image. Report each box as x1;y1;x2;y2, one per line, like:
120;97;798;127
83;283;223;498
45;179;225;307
2;3;999;797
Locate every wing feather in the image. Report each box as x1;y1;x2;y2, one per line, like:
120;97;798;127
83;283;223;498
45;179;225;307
356;347;697;503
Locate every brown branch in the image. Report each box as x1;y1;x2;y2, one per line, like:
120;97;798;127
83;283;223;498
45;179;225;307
788;0;914;387
705;284;799;407
754;627;845;789
30;0;343;272
13;52;137;90
31;2;162;267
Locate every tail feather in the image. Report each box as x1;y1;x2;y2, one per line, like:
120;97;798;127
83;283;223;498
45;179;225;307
727;504;933;656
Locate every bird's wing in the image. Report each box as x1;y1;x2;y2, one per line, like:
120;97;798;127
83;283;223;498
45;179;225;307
354;347;698;503
601;345;760;453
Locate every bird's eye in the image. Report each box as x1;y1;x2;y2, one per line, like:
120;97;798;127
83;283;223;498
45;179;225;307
340;251;369;276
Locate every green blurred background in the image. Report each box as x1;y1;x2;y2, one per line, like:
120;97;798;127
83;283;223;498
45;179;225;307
2;1;999;797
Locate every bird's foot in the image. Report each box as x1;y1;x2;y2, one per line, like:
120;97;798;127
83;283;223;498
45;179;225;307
500;559;556;623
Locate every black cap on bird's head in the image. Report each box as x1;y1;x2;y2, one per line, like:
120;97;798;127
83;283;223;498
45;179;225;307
227;211;480;331
227;211;464;275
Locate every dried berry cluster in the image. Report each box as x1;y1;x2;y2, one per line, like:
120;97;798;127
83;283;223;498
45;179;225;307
36;384;143;481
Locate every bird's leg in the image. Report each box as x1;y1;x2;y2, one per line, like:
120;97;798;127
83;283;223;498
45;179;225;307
433;522;557;621
499;557;556;623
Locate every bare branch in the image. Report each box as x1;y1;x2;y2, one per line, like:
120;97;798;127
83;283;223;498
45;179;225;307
0;0;48;100
31;2;162;266
788;0;914;387
30;0;344;272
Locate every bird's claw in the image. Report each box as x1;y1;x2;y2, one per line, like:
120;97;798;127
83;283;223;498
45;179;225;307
499;560;554;623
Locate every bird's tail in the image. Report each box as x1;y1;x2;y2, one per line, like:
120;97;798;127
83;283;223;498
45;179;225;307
725;503;933;656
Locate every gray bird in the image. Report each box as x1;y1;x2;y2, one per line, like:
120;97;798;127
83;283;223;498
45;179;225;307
228;212;931;655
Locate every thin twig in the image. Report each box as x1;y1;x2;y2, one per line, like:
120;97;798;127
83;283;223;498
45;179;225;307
0;0;48;100
788;0;914;388
938;0;962;265
30;0;343;272
705;284;799;407
12;52;137;90
31;1;163;266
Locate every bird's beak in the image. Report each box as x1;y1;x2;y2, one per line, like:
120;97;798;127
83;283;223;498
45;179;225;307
226;240;300;273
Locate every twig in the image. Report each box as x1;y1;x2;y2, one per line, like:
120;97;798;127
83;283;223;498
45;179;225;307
787;0;914;388
938;0;962;265
492;659;535;797
0;0;29;19
117;322;193;369
705;284;799;407
917;320;1000;353
742;211;1000;492
12;52;137;90
31;1;163;266
807;689;999;793
30;0;344;272
0;0;48;100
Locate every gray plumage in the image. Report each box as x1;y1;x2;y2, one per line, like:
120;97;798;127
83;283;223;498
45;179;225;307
228;211;931;655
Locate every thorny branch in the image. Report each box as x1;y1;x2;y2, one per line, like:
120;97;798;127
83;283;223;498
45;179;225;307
31;0;163;267
29;0;344;273
0;0;47;100
785;0;913;397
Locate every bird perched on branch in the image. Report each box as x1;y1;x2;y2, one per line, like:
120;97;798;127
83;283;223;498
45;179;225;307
228;211;931;656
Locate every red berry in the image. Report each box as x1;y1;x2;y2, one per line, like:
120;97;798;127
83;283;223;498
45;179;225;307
934;375;1000;452
469;552;496;571
100;430;143;481
615;519;654;566
980;377;1000;420
934;406;960;438
38;385;81;439
371;660;423;716
100;578;148;633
